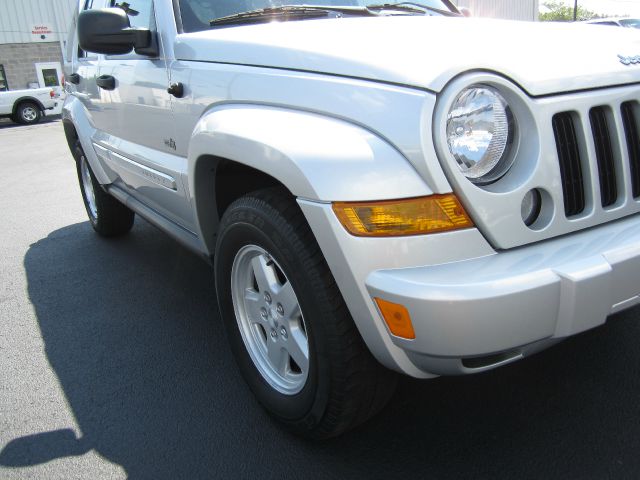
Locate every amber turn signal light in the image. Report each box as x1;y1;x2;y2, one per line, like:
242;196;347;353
374;298;416;340
332;194;473;237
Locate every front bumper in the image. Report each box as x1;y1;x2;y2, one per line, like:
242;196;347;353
367;214;640;375
299;199;640;377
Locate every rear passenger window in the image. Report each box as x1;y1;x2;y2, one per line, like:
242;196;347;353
111;0;155;30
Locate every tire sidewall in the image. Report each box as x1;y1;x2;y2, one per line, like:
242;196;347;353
18;103;41;125
74;146;99;228
72;141;134;237
215;205;332;428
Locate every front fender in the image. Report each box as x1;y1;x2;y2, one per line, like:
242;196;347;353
189;105;439;374
188;104;432;204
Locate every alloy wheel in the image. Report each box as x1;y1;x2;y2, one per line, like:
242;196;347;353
231;244;309;395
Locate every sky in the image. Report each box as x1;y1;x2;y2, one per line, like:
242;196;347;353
550;0;640;17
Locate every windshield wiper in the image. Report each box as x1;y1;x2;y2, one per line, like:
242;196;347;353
210;5;376;27
367;2;461;16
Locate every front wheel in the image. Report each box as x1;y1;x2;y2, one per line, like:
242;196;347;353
215;188;396;439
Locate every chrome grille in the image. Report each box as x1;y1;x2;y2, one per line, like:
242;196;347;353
553;101;640;218
435;78;640;250
552;112;585;216
621;101;640;199
589;106;617;207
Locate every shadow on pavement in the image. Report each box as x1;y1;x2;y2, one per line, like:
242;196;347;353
4;218;640;478
0;115;61;130
0;430;89;467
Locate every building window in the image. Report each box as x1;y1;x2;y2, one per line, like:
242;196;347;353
42;68;60;87
0;65;8;92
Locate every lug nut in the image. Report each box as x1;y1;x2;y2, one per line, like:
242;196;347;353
277;303;284;316
280;327;287;338
264;292;272;304
270;330;277;339
260;307;267;318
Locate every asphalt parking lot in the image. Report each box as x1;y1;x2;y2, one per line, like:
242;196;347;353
2;118;640;479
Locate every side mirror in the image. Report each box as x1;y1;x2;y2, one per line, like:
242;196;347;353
77;8;157;56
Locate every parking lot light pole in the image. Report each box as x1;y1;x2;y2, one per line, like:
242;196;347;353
574;0;578;21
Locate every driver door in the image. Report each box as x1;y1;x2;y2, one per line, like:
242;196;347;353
93;0;195;232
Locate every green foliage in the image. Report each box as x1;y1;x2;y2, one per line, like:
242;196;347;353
539;1;603;21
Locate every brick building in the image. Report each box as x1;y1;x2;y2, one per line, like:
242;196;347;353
0;0;77;92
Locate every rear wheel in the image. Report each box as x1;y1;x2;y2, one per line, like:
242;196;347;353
15;102;41;125
215;188;396;439
75;142;134;237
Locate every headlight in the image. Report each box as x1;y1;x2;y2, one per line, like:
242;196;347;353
446;85;516;185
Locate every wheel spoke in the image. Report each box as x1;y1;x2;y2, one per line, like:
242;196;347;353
232;244;309;395
275;281;301;320
266;339;287;376
285;327;309;374
251;255;279;294
243;290;267;326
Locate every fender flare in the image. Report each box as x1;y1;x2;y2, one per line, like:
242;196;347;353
62;95;114;184
12;96;46;116
188;104;432;248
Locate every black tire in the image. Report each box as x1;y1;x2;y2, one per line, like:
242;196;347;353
15;102;42;125
215;187;396;439
74;142;134;237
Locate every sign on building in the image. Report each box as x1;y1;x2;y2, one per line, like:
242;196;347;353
31;24;58;42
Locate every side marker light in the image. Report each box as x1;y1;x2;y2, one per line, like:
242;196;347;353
374;297;415;340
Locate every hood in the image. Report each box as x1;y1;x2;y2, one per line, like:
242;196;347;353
174;16;640;96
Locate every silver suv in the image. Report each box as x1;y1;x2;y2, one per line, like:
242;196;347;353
63;0;640;438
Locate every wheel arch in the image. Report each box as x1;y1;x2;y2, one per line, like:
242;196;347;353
12;96;46;116
62;118;80;157
192;154;290;255
61;96;113;184
188;104;432;255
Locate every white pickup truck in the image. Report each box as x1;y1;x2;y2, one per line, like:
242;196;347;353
0;87;58;125
63;0;640;438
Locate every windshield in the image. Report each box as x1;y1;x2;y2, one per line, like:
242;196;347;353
178;0;457;32
620;18;640;29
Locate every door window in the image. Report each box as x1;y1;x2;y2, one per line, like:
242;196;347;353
111;0;155;29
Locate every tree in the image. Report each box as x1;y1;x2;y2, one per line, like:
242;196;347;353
539;1;603;21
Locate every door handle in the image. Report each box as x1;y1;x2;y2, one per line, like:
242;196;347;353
67;73;81;85
167;82;184;98
96;75;116;90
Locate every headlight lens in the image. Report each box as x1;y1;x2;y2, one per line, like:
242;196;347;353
446;85;515;184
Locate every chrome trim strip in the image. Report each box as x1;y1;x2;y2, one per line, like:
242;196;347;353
101;148;178;191
92;143;109;161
